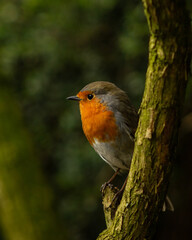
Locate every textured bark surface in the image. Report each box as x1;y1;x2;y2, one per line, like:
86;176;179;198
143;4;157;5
97;0;191;239
0;89;66;240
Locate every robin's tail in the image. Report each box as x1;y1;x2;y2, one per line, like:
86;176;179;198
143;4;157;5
162;195;174;212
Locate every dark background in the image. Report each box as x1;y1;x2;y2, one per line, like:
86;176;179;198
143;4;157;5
0;0;191;239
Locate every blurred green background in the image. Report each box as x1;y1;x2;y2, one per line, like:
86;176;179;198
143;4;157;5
0;0;191;240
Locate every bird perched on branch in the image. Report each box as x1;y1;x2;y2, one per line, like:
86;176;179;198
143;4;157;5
67;81;138;173
67;81;174;211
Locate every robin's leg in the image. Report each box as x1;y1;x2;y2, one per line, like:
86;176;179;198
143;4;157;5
101;168;120;191
110;175;128;206
106;168;120;185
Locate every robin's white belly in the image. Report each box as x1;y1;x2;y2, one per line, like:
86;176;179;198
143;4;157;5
92;138;133;172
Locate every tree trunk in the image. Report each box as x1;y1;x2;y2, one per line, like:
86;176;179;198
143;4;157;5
0;88;66;240
97;0;191;239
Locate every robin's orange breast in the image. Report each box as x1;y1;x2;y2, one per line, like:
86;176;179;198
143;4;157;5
77;92;118;145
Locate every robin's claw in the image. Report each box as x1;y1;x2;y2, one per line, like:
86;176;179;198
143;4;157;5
100;182;114;192
101;182;108;191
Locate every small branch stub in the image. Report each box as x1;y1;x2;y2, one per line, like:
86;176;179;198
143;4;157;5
101;184;120;228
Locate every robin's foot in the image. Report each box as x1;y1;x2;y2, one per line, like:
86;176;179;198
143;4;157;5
100;182;114;192
101;182;108;191
100;169;120;192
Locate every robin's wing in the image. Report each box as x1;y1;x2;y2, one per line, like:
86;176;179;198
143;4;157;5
95;85;138;141
112;92;139;141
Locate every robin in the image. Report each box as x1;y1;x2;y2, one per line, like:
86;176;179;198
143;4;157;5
67;81;174;211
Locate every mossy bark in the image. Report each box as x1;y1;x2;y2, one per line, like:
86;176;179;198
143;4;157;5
97;0;191;239
0;89;66;240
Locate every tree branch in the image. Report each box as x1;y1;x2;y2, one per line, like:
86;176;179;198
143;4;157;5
97;0;191;239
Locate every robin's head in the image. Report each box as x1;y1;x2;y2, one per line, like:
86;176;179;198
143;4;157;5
67;81;128;110
67;81;124;143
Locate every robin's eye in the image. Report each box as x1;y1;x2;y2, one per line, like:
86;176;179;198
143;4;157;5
87;94;94;100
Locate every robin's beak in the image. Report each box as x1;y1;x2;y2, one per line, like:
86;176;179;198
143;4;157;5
66;96;81;101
